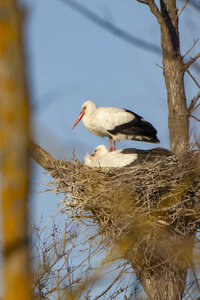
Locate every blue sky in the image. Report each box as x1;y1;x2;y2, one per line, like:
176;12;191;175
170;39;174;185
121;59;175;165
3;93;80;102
19;0;200;296
25;0;199;159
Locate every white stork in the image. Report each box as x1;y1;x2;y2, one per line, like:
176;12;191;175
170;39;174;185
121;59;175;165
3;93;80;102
84;145;170;168
72;100;159;151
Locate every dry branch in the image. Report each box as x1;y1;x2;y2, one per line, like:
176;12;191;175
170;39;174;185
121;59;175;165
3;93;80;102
137;0;166;30
60;0;161;55
185;52;200;69
191;115;200;122
177;0;189;16
188;91;200;114
183;39;199;58
186;69;200;89
136;0;150;5
30;140;57;170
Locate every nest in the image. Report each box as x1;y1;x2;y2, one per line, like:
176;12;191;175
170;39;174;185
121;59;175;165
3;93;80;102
48;150;200;271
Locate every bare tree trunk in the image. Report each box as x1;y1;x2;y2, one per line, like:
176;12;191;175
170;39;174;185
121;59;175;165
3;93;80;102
164;58;189;153
0;1;32;299
135;0;197;298
142;0;190;154
135;267;187;300
159;0;189;153
137;0;192;154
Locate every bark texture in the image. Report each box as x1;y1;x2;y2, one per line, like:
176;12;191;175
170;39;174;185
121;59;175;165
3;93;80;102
0;1;32;299
135;267;187;300
144;0;189;153
160;0;189;153
135;0;200;298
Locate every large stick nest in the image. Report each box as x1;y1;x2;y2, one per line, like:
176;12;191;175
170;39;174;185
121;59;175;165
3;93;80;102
32;142;200;270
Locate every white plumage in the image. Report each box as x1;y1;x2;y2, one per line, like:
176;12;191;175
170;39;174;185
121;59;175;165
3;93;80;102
84;145;138;168
84;145;170;168
72;100;159;151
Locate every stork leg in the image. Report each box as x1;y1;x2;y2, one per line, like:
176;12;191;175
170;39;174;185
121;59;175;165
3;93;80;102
109;137;113;152
113;140;116;151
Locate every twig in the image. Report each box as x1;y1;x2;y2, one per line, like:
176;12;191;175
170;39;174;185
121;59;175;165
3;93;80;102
155;62;163;69
137;0;150;5
94;264;128;300
186;70;200;89
191;115;200;122
185;52;200;69
178;0;189;16
190;133;200;150
183;39;199;59
188;91;200;113
193;102;200;112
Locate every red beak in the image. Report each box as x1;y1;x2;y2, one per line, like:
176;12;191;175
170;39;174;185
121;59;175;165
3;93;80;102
72;112;85;129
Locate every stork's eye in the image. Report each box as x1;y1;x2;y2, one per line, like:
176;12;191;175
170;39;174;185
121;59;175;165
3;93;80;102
83;106;86;112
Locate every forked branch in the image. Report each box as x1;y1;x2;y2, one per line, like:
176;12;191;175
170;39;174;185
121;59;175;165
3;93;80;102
137;0;164;26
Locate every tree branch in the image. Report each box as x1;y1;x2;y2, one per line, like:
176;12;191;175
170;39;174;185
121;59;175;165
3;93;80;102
59;0;161;55
193;102;200;112
94;264;128;300
138;0;180;56
30;140;56;171
155;62;163;69
178;0;189;16
191;115;200;122
185;52;200;69
137;0;167;26
186;69;200;89
188;91;200;113
145;0;164;26
183;39;199;58
136;0;150;5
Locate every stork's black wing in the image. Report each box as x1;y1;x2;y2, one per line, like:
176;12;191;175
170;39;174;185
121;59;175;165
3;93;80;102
107;109;160;143
121;147;171;165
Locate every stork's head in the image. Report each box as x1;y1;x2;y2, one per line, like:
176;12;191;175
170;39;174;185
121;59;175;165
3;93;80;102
92;144;108;157
81;100;96;115
72;100;96;129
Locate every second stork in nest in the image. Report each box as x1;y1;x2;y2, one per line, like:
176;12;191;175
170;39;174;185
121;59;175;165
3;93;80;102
84;145;170;168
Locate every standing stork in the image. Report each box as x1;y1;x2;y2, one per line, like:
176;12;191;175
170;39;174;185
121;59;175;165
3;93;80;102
72;100;160;151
